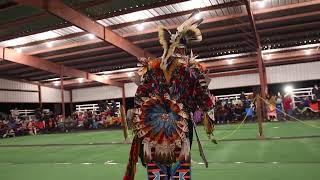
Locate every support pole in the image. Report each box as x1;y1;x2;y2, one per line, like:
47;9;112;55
69;90;73;114
256;47;266;140
38;84;42;108
256;95;264;139
245;0;267;139
121;85;130;143
60;67;65;119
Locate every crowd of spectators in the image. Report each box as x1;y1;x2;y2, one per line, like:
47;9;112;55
211;92;256;124
1;85;320;139
197;85;320;124
0;101;123;139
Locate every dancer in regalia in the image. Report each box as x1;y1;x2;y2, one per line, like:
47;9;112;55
124;12;215;180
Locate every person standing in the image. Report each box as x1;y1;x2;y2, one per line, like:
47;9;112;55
124;13;215;180
312;85;320;108
283;94;294;120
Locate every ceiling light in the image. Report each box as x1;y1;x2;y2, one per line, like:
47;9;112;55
53;81;60;86
128;72;135;77
137;23;144;31
16;48;22;53
46;42;53;48
103;75;110;79
305;49;312;55
195;13;201;20
77;78;84;83
88;34;95;40
257;1;265;8
227;59;234;65
264;54;271;60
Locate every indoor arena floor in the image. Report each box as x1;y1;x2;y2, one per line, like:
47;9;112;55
0;120;319;180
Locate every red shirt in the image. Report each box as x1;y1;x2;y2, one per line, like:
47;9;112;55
283;96;292;110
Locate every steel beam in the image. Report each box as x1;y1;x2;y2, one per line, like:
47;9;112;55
209;69;259;78
109;1;245;29
15;0;154;58
0;47;122;87
60;68;65;118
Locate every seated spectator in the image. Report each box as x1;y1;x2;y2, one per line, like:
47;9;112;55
283;94;294;120
267;95;277;121
275;92;284;120
28;120;38;135
234;104;244;122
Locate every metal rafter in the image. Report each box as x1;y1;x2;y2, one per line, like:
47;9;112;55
0;47;122;87
108;0;245;30
15;0;154;58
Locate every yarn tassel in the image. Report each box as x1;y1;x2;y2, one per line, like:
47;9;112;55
123;136;141;180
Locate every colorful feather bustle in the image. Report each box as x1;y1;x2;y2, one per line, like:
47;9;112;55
124;10;215;180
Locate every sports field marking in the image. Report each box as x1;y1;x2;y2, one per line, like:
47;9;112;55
1;135;319;148
55;163;71;165
273;127;279;129
1;161;320;166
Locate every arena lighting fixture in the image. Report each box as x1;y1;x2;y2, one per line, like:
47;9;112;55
103;75;110;79
194;12;201;20
227;59;234;65
77;78;84;83
128;72;135;77
88;34;95;40
257;0;265;8
284;86;293;94
264;54;272;60
137;23;144;31
305;49;312;55
15;48;22;53
46;42;53;48
53;81;60;86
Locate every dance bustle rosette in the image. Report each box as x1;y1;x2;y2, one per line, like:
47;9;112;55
133;97;190;165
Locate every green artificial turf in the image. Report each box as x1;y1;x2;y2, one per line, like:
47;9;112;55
0;120;320;180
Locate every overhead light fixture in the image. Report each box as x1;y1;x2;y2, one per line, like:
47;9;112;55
103;75;110;79
195;13;201;20
46;42;53;48
77;78;84;83
305;49;312;55
16;48;22;53
53;81;60;86
127;72;135;77
257;1;265;8
137;23;144;31
227;59;234;65
264;54;272;60
88;34;95;40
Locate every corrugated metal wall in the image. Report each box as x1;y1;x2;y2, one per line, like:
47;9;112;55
0;78;38;91
0;78;39;103
41;86;70;103
0;91;39;103
208;73;260;90
72;86;122;102
71;61;320;102
266;61;320;84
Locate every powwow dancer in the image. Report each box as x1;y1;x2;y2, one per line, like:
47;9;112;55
124;12;215;180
